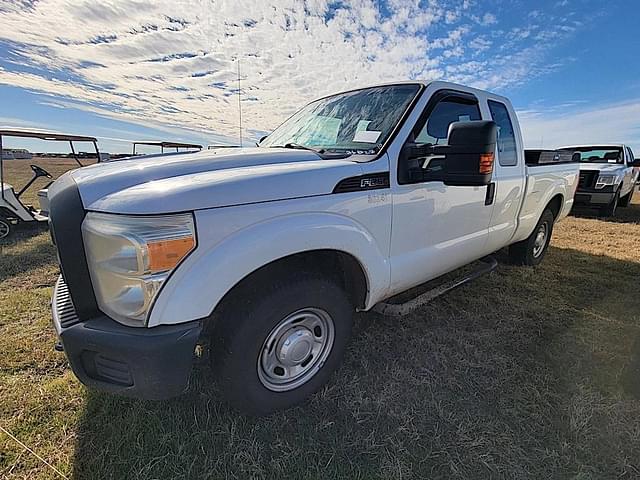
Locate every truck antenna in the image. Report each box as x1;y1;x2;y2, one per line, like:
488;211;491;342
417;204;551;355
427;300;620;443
237;58;243;147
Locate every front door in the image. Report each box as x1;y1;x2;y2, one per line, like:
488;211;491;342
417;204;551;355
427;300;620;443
389;88;495;294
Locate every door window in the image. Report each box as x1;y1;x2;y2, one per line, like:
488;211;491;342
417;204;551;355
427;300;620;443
414;98;481;145
488;100;518;167
627;147;635;165
399;92;482;184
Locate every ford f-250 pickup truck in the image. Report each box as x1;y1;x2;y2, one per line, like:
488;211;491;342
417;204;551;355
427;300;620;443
559;144;640;217
48;81;579;414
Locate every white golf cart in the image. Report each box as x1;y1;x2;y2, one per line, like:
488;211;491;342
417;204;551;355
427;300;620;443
0;129;100;239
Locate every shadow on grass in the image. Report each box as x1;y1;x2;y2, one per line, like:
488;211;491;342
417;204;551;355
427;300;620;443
571;197;640;224
72;247;640;479
0;228;55;284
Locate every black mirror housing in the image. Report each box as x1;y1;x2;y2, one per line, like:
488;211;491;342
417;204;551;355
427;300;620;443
442;121;497;186
630;158;640;167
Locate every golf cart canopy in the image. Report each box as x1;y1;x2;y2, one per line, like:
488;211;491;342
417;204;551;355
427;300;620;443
0;129;98;143
0;128;100;168
132;141;203;155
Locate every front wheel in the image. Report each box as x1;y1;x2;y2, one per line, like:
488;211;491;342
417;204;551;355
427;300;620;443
619;186;634;207
211;275;353;415
509;209;554;266
600;188;620;217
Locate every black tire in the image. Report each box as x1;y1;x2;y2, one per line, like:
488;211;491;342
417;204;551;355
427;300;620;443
211;274;353;415
619;187;634;207
600;188;620;217
509;209;554;266
0;218;10;240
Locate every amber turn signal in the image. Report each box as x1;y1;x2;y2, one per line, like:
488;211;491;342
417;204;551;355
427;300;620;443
147;236;195;272
479;153;495;175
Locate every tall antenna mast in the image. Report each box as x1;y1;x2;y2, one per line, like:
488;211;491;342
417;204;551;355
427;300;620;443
237;58;243;147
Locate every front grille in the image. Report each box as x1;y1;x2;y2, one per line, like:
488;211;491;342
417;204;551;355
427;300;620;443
578;170;598;189
54;276;80;328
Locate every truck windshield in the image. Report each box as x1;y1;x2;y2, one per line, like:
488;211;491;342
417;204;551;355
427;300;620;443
569;147;624;164
260;84;421;154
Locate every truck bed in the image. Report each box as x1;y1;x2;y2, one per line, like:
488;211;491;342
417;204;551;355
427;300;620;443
511;158;579;244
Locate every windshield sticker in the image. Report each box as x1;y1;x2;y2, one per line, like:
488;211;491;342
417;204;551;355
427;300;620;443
353;130;382;143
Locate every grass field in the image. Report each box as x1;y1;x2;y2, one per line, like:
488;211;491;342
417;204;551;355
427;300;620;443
1;159;640;479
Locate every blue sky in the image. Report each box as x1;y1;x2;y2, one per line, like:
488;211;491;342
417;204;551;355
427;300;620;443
0;0;638;154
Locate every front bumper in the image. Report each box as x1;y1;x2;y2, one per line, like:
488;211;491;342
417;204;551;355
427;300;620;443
574;186;616;206
52;276;202;400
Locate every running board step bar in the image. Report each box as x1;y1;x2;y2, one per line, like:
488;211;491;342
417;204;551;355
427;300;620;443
372;256;498;317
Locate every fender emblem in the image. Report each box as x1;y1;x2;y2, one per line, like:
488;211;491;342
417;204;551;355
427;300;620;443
360;177;387;188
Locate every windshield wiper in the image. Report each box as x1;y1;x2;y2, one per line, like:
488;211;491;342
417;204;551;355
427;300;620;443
269;143;325;154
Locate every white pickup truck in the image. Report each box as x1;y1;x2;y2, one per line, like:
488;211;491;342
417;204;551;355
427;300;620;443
560;144;640;216
48;81;579;414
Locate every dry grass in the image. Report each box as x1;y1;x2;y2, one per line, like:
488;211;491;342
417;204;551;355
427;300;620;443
1;159;640;479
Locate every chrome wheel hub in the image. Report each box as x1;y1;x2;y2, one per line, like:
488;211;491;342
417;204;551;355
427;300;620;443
532;223;548;258
258;307;335;392
0;220;9;239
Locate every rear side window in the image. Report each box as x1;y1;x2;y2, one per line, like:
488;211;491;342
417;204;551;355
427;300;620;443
488;100;518;166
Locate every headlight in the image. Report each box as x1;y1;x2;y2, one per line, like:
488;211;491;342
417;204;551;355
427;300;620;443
595;174;619;189
82;212;196;326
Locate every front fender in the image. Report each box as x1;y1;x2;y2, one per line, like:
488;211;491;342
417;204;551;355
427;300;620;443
147;210;390;327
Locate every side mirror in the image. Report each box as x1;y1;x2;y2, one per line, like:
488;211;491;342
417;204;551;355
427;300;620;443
404;121;497;186
442;120;497;186
630;158;640;167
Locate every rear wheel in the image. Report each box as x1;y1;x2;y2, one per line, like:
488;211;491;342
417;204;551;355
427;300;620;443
0;219;10;240
211;274;353;415
509;209;554;266
600;188;620;217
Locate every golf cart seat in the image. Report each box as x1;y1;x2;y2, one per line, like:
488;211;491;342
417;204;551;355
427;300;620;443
37;188;50;216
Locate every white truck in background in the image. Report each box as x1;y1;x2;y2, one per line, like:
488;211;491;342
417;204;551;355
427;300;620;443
560;144;640;216
48;81;579;414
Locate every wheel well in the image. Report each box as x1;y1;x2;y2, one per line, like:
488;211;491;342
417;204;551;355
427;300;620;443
213;250;368;316
546;194;563;220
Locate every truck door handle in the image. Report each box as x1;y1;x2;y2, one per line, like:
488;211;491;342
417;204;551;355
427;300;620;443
485;182;496;206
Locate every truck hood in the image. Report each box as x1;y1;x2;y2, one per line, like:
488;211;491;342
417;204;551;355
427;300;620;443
579;163;626;174
60;147;363;214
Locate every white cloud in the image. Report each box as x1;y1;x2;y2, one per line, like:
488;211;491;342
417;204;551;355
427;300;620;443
518;100;640;153
481;12;497;25
0;0;585;141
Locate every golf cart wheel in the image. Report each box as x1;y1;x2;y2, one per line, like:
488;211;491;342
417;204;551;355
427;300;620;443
600;188;620;217
509;209;554;266
211;274;353;415
0;218;10;240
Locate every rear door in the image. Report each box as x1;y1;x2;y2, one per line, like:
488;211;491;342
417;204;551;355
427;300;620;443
483;98;526;251
389;87;496;293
